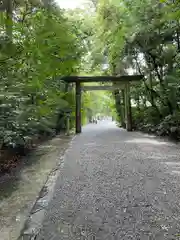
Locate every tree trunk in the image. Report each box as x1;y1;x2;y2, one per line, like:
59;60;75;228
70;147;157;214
6;0;13;40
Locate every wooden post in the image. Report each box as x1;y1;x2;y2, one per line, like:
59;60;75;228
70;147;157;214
66;115;70;136
76;81;82;133
114;89;121;120
120;89;125;128
125;83;132;131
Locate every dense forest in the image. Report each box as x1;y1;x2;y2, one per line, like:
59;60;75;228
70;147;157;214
1;0;180;172
93;0;180;139
0;0;113;173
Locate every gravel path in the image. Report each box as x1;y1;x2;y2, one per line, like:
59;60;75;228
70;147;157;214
36;121;180;240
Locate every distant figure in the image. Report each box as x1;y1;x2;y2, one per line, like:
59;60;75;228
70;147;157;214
92;118;97;124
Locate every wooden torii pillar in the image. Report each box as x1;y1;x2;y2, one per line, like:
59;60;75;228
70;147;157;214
124;83;132;131
75;81;82;133
113;83;132;131
121;89;126;129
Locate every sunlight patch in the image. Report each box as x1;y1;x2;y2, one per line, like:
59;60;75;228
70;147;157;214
125;138;169;145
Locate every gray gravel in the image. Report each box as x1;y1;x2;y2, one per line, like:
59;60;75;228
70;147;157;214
36;121;180;240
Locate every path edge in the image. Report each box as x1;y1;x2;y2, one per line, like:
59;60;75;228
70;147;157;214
17;134;77;240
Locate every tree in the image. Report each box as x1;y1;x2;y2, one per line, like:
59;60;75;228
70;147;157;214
0;2;82;152
90;0;180;138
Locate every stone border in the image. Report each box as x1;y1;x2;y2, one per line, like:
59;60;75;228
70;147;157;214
17;135;77;240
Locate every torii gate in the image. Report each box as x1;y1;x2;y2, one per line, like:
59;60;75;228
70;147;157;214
63;75;143;133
